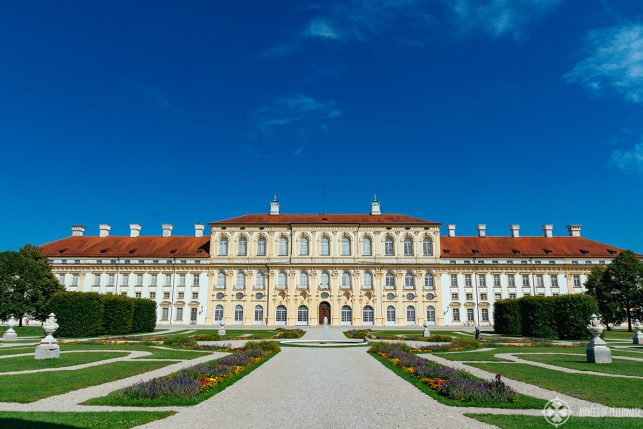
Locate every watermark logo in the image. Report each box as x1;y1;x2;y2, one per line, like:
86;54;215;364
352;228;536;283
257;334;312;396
544;397;571;427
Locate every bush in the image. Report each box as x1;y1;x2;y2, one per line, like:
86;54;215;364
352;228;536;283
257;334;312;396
245;340;280;352
493;299;522;335
131;299;157;333
101;295;135;335
275;328;305;338
190;333;221;341
554;295;599;340
520;296;557;338
163;336;197;347
425;334;453;342
49;292;104;338
345;329;371;339
450;337;481;349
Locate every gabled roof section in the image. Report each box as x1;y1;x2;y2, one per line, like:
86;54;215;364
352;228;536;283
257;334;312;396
210;213;439;225
440;236;623;258
40;236;210;258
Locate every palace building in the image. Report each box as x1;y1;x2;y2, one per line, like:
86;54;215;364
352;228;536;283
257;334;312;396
40;197;625;327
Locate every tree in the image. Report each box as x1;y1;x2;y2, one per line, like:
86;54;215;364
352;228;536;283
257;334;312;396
586;250;643;331
0;245;64;325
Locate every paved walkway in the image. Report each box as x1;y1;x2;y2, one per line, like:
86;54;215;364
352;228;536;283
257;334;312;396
140;347;492;429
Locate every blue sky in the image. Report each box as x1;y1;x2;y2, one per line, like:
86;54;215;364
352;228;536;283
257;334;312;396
0;0;642;251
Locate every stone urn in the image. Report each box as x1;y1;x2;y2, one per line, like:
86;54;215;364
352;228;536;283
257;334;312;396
633;321;643;345
35;313;60;360
218;320;226;337
2;315;18;341
586;314;611;363
423;320;431;338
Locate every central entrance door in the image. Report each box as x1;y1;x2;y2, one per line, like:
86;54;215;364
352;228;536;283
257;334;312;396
319;302;331;325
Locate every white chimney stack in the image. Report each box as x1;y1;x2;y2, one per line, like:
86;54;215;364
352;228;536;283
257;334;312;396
270;195;280;216
71;225;86;237
567;224;581;237
162;224;173;237
510;224;520;238
447;224;456;237
370;195;381;216
543;224;553;238
477;224;486;237
194;224;205;238
130;224;141;238
99;224;111;238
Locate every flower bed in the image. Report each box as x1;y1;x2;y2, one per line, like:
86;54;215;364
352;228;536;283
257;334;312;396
370;343;518;403
410;337;481;353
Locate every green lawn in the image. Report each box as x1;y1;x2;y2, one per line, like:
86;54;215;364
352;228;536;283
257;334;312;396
432;346;587;362
0;411;174;429
0;326;44;336
0;361;171;402
368;329;469;338
0;346;37;356
603;330;639;340
0;352;128;373
59;343;213;360
467;414;643;429
467;363;643;408
517;353;643;377
370;352;546;409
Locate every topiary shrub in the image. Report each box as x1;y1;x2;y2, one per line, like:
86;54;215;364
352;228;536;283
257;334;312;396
520;296;557;338
493;299;522;335
425;334;454;342
244;340;280;352
554;294;599;340
101;295;135;335
131;298;157;334
49;291;104;338
163;336;197;347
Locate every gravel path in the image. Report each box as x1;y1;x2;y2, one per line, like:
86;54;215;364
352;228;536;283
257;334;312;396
139;347;493;429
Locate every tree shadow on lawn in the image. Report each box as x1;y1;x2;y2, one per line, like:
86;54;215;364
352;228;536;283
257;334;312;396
0;419;73;429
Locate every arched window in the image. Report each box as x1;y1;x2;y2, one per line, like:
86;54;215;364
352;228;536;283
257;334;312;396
341;305;352;324
297;305;308;325
257;237;266;256
405;272;415;288
214;304;224;322
277;272;287;289
423;237;433;256
385;272;395;288
234;305;243;323
424;273;434;289
362;236;372;256
384;236;394;256
235;272;245;289
216;271;226;289
299;272;309;289
403;237;414;256
341;272;351;288
320;236;330;256
255;272;265;289
276;305;287;324
238;236;247;256
254;305;263;324
363;305;374;324
278;237;288;256
320;272;330;289
218;237;228;256
426;305;436;323
406;305;416;324
341;236;351;256
386;305;396;323
300;236;309;256
363;272;372;289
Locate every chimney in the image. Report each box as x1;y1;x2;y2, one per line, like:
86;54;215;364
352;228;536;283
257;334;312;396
477;224;486;237
447;224;456;237
71;225;86;237
130;224;141;238
370;194;381;216
510;224;520;238
194;224;205;238
162;224;173;237
269;195;280;216
567;224;581;237
99;224;111;238
543;224;553;238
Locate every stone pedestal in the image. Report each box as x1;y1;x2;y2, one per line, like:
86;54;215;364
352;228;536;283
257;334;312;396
634;332;643;344
2;331;17;341
218;321;225;337
586;314;611;363
35;343;60;360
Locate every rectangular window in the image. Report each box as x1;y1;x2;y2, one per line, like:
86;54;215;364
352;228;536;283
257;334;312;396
480;293;487;300
163;292;170;299
122;274;129;286
71;274;79;286
363;239;372;256
178;274;186;287
467;308;474;322
192;292;198;300
193;275;200;287
176;307;183;321
278;239;288;256
466;293;473;301
164;274;171;287
453;308;460;321
151;274;158;286
107;274;114;286
120;291;127;296
135;292;142;298
551;275;558;288
573;275;581;288
451;293;459;300
58;274;65;284
150;292;156;300
136;274;143;286
494;293;501;300
493;274;501;287
178;292;184;300
161;308;169;320
508;274;515;288
450;274;458;287
465;274;472;287
93;274;100;286
522;275;530;288
481;308;489;321
479;275;486;288
536;275;544;287
509;293;516;299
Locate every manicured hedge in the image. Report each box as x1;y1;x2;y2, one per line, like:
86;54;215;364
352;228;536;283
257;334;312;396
48;292;156;338
49;292;104;338
102;295;135;335
131;298;157;333
494;294;600;340
493;299;522;336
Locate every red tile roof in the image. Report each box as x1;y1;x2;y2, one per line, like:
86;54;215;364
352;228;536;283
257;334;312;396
40;236;210;258
210;213;439;225
440;236;623;258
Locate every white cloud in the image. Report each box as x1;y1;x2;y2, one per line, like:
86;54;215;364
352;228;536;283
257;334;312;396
255;94;341;132
306;18;344;40
611;139;643;174
565;23;643;103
